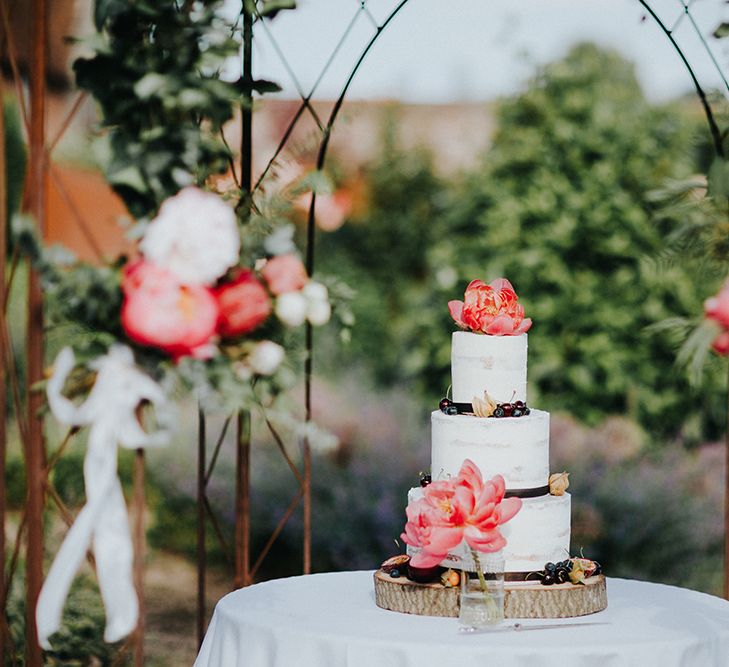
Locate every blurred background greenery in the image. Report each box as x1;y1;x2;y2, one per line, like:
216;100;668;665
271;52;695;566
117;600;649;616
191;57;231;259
4;39;729;664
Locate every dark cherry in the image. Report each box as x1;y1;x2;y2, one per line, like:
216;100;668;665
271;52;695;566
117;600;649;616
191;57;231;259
493;406;505;418
541;573;556;586
555;569;568;584
407;563;441;583
420;473;432;488
501;403;513;417
514;400;525;410
439;398;451;412
544;562;557;573
512;408;523;418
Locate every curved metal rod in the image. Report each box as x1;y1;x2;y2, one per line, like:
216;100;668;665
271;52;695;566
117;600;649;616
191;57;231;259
636;0;724;157
306;0;412;274
305;0;725;276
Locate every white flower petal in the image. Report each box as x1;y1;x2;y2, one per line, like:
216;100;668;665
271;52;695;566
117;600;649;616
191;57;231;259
306;299;331;326
248;341;285;376
302;281;328;302
140;187;239;285
275;292;307;327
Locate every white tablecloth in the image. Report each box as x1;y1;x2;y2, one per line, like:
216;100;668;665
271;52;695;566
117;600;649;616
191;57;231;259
194;571;729;667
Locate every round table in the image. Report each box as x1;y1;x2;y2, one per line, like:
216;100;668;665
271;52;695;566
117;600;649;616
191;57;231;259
194;570;729;667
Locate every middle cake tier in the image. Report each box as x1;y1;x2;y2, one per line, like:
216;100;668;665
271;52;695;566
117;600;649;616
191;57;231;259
431;408;550;490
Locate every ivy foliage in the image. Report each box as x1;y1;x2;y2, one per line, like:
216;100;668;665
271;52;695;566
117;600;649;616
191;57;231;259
74;0;243;220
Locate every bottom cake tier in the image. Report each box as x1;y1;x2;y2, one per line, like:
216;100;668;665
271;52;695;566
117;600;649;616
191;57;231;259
373;570;607;619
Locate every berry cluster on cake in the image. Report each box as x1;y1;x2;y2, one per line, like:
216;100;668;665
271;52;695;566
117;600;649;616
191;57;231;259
374;278;607;619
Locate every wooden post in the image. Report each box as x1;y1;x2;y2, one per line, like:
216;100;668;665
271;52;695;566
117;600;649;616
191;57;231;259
234;3;254;591
196;408;206;645
303;323;312;575
235;411;250;589
0;63;8;667
24;0;47;663
725;365;729;601
133;449;145;667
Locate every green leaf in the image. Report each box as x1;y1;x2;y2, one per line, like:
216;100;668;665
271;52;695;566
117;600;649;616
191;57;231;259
94;0;128;30
134;73;170;100
676;319;721;386
107;165;147;193
707;157;729;200
296;170;333;195
251;79;282;95
713;22;729;39
259;0;297;18
177;88;211;109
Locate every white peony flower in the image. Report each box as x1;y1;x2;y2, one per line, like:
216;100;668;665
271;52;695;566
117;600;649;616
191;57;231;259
140;187;240;285
275;292;307;327
306;299;331;326
302;281;328;302
248;341;285;376
303;281;331;326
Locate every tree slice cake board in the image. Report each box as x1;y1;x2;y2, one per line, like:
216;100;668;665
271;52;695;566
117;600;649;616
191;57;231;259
374;570;607;619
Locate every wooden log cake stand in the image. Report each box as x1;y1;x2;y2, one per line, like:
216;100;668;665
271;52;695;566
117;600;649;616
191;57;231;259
373;570;607;619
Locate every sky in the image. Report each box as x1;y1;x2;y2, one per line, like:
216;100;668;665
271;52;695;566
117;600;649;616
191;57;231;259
222;0;729;104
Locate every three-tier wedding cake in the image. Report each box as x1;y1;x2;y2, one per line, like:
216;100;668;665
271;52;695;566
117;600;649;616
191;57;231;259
375;278;607;619
428;330;570;576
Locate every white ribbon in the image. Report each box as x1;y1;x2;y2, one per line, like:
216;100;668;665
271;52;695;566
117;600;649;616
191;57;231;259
37;346;170;649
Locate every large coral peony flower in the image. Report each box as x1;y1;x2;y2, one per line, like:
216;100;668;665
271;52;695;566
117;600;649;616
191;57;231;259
401;459;522;568
121;261;219;360
215;270;272;337
140;187;240;286
448;278;532;335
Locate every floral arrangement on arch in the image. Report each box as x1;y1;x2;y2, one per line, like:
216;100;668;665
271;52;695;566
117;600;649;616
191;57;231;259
33;181;344;648
26;0;353;649
122;186;330;365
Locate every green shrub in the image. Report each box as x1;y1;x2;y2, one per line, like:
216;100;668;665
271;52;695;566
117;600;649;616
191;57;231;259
5;566;118;665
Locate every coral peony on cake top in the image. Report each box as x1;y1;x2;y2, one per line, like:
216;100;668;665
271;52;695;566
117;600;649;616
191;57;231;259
448;278;532;336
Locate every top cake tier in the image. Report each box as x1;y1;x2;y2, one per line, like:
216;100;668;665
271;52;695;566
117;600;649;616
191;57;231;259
451;331;528;404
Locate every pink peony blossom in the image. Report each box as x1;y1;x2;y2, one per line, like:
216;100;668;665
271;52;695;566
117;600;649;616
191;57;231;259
713;330;729;356
449;278;532;336
215;271;272;337
297;190;353;232
400;459;522;568
705;282;729;329
261;254;308;295
121;261;219;361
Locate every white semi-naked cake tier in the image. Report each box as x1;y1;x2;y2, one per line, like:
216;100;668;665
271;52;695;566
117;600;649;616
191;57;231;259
406;488;571;574
431;409;550;490
451;331;527;403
